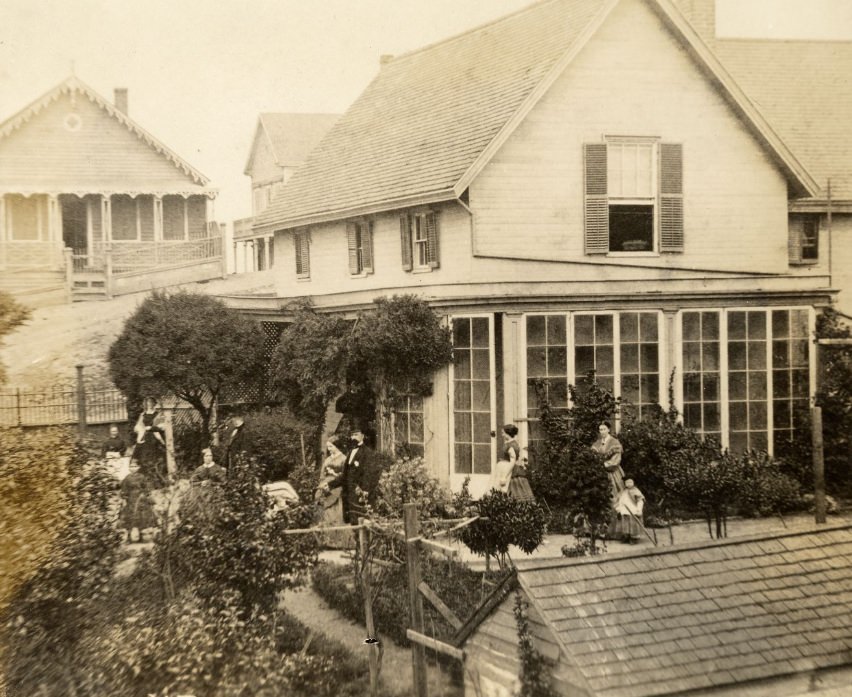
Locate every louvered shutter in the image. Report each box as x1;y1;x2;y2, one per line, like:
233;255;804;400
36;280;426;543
400;214;413;271
362;221;374;273
788;218;802;264
425;212;440;268
659;143;684;252
346;223;359;274
584;143;608;254
294;231;310;278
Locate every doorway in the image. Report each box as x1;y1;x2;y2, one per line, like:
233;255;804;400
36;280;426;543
61;196;88;254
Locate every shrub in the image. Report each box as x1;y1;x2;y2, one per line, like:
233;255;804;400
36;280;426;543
376;456;451;519
735;450;802;517
454;488;547;570
237;406;317;483
158;457;318;613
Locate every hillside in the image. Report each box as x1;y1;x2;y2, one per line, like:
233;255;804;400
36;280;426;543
0;272;276;390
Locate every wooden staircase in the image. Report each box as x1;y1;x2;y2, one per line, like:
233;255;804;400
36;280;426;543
0;268;69;307
71;269;109;301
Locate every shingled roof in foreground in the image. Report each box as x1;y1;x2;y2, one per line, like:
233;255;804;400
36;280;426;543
516;523;852;697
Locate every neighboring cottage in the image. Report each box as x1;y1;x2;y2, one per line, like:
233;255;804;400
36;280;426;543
455;523;852;697
0;76;222;305
228;0;840;495
234;113;339;273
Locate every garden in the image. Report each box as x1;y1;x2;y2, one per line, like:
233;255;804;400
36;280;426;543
1;290;850;696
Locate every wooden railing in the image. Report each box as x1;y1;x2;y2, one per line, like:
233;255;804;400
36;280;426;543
110;235;223;274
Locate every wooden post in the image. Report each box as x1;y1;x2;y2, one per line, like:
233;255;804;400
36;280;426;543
75;365;87;437
163;408;176;478
15;387;22;426
359;523;380;697
811;406;827;524
404;502;428;697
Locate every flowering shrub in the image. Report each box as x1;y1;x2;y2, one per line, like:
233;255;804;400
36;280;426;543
376;456;451;518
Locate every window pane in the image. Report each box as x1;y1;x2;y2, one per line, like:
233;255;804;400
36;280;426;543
454;381;471;409
791;310;809;338
550;379;569;408
595;315;613;343
684;342;701;372
641;374;659;403
455;351;471;380
609;205;654;252
574;315;593;345
527;347;547;377
748;372;767;400
684;373;701;401
747;342;766;370
454;444;472;474
729;342;747;371
703;403;720;431
527;315;546;345
702;342;719;371
772;310;789;338
453;319;471;348
728;312;746;340
472;381;490;411
684;403;702;430
620;313;638;342
683;312;700;341
773;371;790;399
703;375;720;402
473;445;491;474
472;318;490;347
747;312;766;340
621;374;640;403
454;413;471;442
749;402;767;430
640;345;659;372
547;316;566;345
575;346;594;375
640;313;658;341
772;341;789;369
473;412;492;442
472;350;490;379
596;346;614;375
702;312;719;340
621;344;639;373
547;347;567;375
729;373;747;400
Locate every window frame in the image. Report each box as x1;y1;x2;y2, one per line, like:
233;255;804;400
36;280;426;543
293;229;310;280
400;210;439;272
606;137;659;256
674;306;815;455
347;219;374;276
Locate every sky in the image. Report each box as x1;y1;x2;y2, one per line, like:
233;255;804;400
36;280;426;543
1;0;851;225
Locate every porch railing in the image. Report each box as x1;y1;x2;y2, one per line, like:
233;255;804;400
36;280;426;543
68;235;223;276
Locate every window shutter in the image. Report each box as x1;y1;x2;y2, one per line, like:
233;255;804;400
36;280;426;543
400;214;413;271
362;221;374;273
788;218;803;264
659;143;684;252
584;143;608;254
294;231;310;278
346;223;359;274
425;212;440;268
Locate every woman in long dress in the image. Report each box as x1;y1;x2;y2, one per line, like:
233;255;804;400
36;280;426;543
314;436;348;547
591;420;625;537
495;424;520;494
133;397;169;487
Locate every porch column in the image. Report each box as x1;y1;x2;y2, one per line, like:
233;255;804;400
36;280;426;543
101;195;112;242
664;309;679;415
183;197;189;240
153;196;163;241
267;235;274;268
205;196;213;234
0;194;6;243
48;195;62;265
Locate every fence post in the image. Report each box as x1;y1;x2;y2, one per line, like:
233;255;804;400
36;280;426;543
404;502;428;697
105;245;113;298
15;388;22;426
163;408;176;478
811;406;827;524
63;247;74;302
75;365;87;436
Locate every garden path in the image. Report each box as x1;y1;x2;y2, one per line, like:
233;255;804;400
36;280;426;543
280;584;461;697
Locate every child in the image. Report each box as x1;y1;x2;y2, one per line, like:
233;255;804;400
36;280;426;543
614;478;646;543
119;459;157;543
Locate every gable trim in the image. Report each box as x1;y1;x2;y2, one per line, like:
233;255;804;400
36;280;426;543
0;76;211;187
454;0;819;200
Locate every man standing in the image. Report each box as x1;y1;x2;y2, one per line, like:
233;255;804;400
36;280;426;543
328;424;381;524
224;413;246;473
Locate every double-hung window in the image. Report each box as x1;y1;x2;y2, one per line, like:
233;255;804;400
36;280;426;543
400;211;439;271
293;230;310;279
346;220;374;275
789;215;819;264
584;138;683;254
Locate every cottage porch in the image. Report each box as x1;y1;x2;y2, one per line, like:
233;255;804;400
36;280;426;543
0;191;224;301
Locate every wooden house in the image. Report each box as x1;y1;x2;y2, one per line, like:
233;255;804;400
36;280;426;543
455;523;852;696
0;76;223;305
227;0;842;494
234;112;339;273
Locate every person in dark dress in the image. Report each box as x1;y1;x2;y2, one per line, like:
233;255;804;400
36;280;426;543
190;448;227;486
119;458;157;542
323;425;382;524
224;413;246;473
101;424;127;459
508;444;535;502
133;398;168;486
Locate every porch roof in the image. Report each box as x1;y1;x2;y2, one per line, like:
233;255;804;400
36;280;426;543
509;523;852;697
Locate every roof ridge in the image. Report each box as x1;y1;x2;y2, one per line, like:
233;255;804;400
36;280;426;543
516;520;852;572
387;0;559;65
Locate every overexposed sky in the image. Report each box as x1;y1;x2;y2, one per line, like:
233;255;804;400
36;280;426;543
1;0;850;223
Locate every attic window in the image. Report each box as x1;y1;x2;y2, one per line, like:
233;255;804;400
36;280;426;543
64;113;82;132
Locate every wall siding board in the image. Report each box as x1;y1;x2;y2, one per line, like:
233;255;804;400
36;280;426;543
0;94;203;190
469;0;790;273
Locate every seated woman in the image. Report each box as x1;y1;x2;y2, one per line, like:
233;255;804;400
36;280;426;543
133;398;169;487
190;447;227;486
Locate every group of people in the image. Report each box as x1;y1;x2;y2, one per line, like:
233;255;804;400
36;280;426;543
107;400;246;543
591;421;646;543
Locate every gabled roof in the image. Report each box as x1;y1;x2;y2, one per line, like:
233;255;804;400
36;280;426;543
243;113;340;175
674;0;852;202
0;75;211;187
254;0;818;232
505;523;852;697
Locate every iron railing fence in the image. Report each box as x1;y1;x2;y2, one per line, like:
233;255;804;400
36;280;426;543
0;383;128;427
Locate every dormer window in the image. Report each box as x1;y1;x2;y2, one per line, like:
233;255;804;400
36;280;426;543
584;139;683;255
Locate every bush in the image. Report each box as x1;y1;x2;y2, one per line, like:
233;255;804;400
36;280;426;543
376;456;451;518
454;488;547;570
735;450;802;517
158;457;318;614
237;406;317;483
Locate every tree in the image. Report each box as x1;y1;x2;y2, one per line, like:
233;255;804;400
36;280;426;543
0;291;30;385
268;300;351;459
349;295;453;452
108;291;266;435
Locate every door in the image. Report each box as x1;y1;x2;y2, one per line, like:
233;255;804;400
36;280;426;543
450;315;496;497
61;195;87;254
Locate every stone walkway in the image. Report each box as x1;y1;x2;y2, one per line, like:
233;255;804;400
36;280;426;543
280;584;461;697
